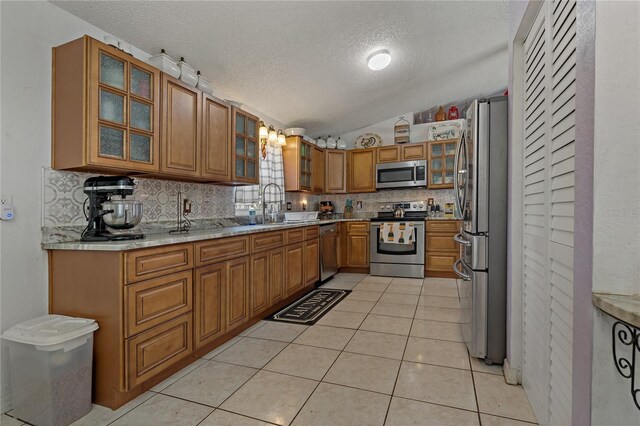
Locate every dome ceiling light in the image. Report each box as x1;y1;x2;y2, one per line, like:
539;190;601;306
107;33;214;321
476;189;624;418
367;50;391;71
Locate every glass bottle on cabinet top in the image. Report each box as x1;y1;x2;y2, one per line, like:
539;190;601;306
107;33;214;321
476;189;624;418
427;139;457;189
233;108;259;183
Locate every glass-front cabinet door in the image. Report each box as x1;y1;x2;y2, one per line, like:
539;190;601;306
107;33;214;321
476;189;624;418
299;142;312;190
427;139;457;189
89;39;160;171
232;108;259;183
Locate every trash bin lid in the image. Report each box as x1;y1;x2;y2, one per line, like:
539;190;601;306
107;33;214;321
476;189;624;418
1;314;99;346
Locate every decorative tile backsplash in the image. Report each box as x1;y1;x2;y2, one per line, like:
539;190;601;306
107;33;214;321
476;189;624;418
43;168;236;226
43;168;455;227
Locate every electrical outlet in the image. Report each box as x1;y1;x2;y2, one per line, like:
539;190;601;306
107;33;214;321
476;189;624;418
287;202;292;211
183;199;192;214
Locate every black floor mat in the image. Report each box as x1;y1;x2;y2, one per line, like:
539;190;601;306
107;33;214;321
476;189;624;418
268;289;350;325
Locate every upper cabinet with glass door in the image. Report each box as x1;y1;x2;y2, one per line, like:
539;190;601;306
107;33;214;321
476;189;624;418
52;36;160;173
427;139;457;189
232;108;259;184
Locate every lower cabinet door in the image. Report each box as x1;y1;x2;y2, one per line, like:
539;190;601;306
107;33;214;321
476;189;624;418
269;247;285;306
285;243;305;296
127;313;193;388
347;234;369;267
304;238;320;286
194;263;226;349
226;256;250;332
250;252;270;317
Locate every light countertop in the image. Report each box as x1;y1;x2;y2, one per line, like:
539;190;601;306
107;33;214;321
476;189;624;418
43;216;460;252
592;292;640;328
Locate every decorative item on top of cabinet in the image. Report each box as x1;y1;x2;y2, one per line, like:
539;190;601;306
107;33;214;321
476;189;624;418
324;149;347;193
394;116;410;144
283;136;313;192
161;74;202;177
425;220;461;278
348;148;376;193
427;139;457;189
435;105;447;121
232;108;260;184
52;35;160;173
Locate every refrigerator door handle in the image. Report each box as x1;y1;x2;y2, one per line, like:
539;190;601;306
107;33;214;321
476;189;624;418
454;131;466;218
453;233;471;246
453;259;471;281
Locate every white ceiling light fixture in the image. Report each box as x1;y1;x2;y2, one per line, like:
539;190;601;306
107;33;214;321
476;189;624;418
367;50;391;70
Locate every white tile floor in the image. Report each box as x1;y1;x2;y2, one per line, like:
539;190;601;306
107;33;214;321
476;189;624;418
3;274;537;426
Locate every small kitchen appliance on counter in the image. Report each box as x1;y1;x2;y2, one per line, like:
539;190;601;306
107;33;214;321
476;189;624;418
370;201;428;278
319;201;335;219
81;176;145;242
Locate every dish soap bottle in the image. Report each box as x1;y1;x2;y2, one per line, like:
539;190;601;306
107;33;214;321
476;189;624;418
248;206;257;225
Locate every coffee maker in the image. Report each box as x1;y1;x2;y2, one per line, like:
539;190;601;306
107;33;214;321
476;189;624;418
319;201;335;219
81;176;145;241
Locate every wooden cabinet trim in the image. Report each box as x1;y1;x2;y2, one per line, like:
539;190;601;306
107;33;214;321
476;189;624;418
125;271;193;337
125;244;193;284
195;236;250;266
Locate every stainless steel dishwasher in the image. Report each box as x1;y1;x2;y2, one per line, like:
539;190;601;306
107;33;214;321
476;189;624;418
319;223;338;282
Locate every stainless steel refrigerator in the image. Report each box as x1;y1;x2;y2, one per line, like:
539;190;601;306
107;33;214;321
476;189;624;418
453;96;508;365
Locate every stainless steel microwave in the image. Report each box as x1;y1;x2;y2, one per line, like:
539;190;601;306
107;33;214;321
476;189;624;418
375;160;427;189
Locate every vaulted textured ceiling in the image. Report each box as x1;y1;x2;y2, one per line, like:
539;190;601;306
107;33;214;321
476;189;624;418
52;1;508;136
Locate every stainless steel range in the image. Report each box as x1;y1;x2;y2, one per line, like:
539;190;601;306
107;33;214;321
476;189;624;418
369;201;427;278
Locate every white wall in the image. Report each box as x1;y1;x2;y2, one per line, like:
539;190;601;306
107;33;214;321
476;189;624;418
338;112;423;149
592;0;640;296
0;1;280;409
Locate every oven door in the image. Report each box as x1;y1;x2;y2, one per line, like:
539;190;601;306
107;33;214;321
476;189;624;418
370;223;424;264
376;161;427;189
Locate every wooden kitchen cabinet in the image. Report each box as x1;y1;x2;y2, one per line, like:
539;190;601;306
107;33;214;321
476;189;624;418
324;149;347;193
376;142;427;163
194;262;226;349
312;146;325;193
52;36;160;173
232;108;259;184
304;238;320;286
226;256;250;332
426;220;461;278
285;243;305;296
250;251;270;316
283;136;314;192
201;94;232;181
427;139;458;189
269;247;286;306
348;149;376;193
341;222;370;271
160;74;202;177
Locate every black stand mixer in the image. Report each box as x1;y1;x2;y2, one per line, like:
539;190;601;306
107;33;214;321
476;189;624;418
82;176;145;241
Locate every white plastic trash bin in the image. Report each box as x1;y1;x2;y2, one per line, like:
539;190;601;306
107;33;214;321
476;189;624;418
2;315;99;426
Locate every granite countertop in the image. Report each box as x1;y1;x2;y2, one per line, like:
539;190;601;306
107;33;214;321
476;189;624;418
43;216;461;252
593;292;640;328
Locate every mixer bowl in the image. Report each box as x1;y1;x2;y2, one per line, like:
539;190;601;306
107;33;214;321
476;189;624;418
103;200;143;229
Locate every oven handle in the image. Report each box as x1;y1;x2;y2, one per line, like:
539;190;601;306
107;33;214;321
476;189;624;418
453;259;471;281
453;233;471;246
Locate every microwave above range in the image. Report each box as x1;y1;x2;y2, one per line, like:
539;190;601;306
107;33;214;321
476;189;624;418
375;160;427;190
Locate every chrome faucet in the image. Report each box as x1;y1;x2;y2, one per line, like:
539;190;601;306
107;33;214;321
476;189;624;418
260;183;284;224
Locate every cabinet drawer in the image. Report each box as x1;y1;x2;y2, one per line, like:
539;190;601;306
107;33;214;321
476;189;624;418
426;253;458;271
195;236;250;266
304;226;319;240
346;222;369;234
251;231;285;252
125;271;193;337
286;228;305;244
127;313;192;388
426;235;458;252
125;244;193;284
426;220;460;234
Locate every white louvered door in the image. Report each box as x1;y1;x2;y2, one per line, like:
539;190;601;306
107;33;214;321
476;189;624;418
522;1;575;425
